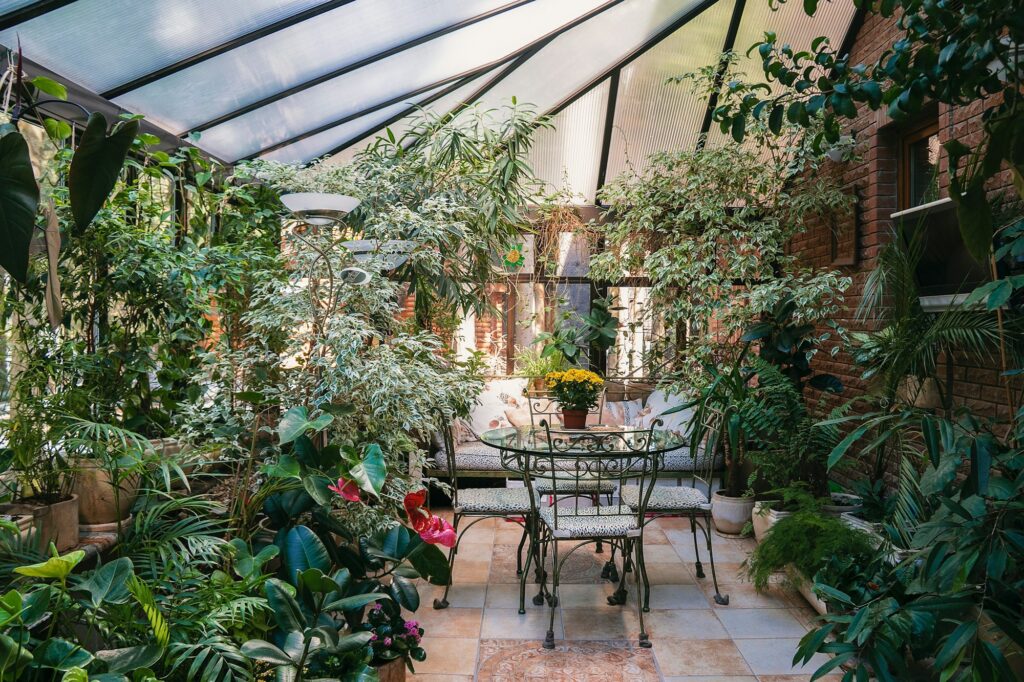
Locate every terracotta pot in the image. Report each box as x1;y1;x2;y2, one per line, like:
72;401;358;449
752;501;791;543
0;495;80;552
375;658;406;682
74;459;140;526
561;409;588;430
711;491;754;535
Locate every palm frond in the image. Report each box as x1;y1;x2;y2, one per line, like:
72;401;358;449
168;634;251;682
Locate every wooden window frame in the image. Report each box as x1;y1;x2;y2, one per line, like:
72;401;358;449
898;118;941;211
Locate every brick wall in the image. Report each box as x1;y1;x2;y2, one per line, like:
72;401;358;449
789;12;1018;484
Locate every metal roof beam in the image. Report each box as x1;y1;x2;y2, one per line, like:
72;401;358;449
100;0;358;99
244;0;627;162
0;0;77;31
189;0;535;134
696;0;747;148
593;68;620;200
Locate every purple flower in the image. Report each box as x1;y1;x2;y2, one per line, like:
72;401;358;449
372;602;383;611
383;637;393;647
405;620;418;630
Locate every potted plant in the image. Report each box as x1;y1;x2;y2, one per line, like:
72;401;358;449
544;369;604;429
0;403;79;552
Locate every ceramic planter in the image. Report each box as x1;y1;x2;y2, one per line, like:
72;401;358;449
751;501;791;543
561;409;588;430
375;658;406;682
74;459;140;528
787;565;828;615
711;491;755;535
0;494;80;552
821;492;863;517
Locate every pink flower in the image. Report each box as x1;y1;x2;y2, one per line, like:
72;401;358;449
328;477;361;502
418;515;457;548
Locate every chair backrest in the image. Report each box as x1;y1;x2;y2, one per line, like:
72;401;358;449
684;407;723;497
433;410;460;507
525;388;605;427
522;419;663;533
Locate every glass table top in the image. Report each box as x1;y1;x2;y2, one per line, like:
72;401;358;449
479;425;687;456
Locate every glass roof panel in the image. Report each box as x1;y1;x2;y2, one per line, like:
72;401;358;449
116;0;508;134
704;0;857;146
527;79;610;204
603;0;735;182
258;83;452;164
326;67;506;166
472;0;713;121
165;0;609;159
0;0;328;94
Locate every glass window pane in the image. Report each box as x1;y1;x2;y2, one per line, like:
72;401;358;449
527;79;609;203
167;0;610;159
604;0;735;181
116;0;508;134
0;0;328;93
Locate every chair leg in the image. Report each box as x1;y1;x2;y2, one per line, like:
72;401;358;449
634;540;651;648
518;517;535;614
515;522;529;576
592;494;604;554
637;535;651;612
433;513;462;609
700;516;729;605
533;528;549;606
691;512;705;579
608;538;630;605
543;539;559;650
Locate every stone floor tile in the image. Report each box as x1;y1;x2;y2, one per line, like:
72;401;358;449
562;606;640;640
734;638;830;675
409;674;474;681
484;582;532;609
663;677;757;682
686;561;747;585
757;675;844;682
648;584;711;609
642;561;696;584
419;583;487;609
645;609;730;639
452;558;491;583
412;606;482;639
699;582;790;609
557;583;621;608
451;541;494;561
476;639;659;681
480;607;563;640
653;639;754;676
414;637;478;676
716;609;807;639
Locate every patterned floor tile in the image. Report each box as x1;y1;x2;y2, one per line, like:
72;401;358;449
476;639;660;681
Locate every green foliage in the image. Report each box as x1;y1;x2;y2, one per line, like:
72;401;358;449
514;344;568;378
68;113;140;234
712;0;1023;261
743;508;876;591
0;124;38;283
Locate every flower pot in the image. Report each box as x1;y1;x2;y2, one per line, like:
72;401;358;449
374;658;406;682
0;495;80;552
787;565;828;615
752;501;791;543
821;492;863;517
711;491;755;535
561;409;588;430
74;459;140;527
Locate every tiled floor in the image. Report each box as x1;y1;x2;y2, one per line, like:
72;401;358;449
410;514;838;682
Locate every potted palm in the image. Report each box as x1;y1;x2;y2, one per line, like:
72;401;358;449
545;369;603;429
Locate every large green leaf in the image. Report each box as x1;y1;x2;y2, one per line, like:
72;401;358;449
240;640;295;666
264;579;304;632
322;592;390;613
73;558;133;609
34;638;93;671
278;407;334;445
284;526;331;584
95;645;162;674
405;540;451;586
68;113;139;233
349;444;386;498
389;574;419;611
15;549;85;580
0;127;40;283
0;632;33;679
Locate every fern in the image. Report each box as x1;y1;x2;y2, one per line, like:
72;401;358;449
168;634;251;682
120;496;229;580
127;574;170;648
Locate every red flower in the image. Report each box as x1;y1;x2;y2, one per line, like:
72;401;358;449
328;477;361;502
403;489;457;548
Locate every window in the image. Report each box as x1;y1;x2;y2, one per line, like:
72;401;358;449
899;120;941;210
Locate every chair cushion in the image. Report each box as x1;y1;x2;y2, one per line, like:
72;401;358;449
533;477;616;494
430;441;505;472
455;487;532;514
539;505;639;539
653;447;723;472
620;484;710;511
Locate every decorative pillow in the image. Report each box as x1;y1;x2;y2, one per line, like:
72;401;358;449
602;398;644;427
637;389;693;434
469;377;529;435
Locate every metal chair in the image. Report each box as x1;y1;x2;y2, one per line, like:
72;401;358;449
431;415;533;610
518;420;663;650
619;413;729;608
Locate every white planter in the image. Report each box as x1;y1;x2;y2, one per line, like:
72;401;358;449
821;493;863;517
787;565;828;615
752;501;791;543
711;491;755;535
